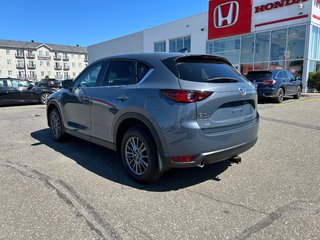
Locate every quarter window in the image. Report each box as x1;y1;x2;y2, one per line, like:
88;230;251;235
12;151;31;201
137;62;150;81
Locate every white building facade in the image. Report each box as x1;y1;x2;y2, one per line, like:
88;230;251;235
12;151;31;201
88;0;320;91
0;40;88;81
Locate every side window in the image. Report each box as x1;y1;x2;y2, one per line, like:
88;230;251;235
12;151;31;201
75;63;103;88
103;61;135;86
137;62;151;81
276;71;285;79
0;80;3;87
286;71;294;80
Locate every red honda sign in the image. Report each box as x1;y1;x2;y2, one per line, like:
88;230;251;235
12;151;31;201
208;0;252;40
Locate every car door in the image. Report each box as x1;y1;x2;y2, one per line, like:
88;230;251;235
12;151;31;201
17;81;37;102
0;79;20;104
60;62;105;140
90;60;137;143
286;71;298;94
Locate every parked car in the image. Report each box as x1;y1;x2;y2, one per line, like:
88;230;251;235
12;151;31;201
37;78;62;89
47;53;259;182
246;70;302;103
0;78;56;106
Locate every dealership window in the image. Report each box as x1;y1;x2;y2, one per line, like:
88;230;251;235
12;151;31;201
169;36;191;53
206;37;240;64
271;29;287;61
241;35;254;63
154;41;166;52
287;26;306;59
255;32;270;62
310;26;320;60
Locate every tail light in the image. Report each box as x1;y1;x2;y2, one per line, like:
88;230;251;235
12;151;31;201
161;89;213;103
263;80;276;85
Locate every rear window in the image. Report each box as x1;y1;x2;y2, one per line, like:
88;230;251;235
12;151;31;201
163;57;246;83
247;71;272;80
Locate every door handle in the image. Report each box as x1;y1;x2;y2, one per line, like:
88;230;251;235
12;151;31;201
117;95;129;102
80;95;90;104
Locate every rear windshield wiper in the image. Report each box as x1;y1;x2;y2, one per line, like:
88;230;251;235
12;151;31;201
206;77;239;83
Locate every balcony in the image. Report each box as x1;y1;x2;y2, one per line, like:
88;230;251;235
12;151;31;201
54;55;61;60
55;65;62;70
63;65;70;70
63;56;69;61
15;53;24;58
17;74;25;79
26;53;35;59
84;58;88;62
16;64;25;69
38;55;51;60
27;64;36;69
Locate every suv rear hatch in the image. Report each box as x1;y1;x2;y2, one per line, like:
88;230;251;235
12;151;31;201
163;55;258;133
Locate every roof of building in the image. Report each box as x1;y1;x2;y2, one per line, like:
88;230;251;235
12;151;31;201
0;39;87;54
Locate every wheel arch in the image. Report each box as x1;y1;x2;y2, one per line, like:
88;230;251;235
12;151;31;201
114;113;168;172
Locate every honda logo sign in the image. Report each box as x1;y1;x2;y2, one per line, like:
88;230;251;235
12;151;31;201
208;0;252;40
214;1;239;28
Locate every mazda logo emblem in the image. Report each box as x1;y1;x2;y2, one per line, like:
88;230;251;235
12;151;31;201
239;87;247;96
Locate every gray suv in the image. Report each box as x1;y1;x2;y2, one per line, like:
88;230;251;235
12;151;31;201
47;53;259;182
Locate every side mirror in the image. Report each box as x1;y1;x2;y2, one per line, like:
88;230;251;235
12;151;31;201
27;84;35;90
62;79;74;90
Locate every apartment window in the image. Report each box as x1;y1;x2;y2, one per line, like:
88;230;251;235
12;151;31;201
64;72;69;79
72;63;76;68
41;71;45;77
47;71;51;77
154;41;166;52
73;72;76;77
47;61;50;67
39;50;43;56
46;51;50;56
39;60;43;66
7;60;11;65
6;49;10;54
16;49;24;56
169;36;191;53
8;70;12;76
18;71;24;78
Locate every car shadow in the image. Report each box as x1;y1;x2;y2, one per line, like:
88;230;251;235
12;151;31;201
31;129;232;191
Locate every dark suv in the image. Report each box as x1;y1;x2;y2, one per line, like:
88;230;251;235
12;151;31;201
47;53;259;182
246;70;302;103
37;78;62;88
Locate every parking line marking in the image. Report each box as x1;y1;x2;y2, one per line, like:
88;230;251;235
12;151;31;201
275;97;320;107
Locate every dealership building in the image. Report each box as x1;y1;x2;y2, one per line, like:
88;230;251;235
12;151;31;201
88;0;320;91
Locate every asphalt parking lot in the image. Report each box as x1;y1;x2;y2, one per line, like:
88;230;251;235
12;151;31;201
0;94;319;240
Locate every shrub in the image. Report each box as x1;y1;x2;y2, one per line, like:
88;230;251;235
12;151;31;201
308;72;320;92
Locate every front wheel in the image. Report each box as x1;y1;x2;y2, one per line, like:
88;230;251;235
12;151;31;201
120;127;161;183
40;93;50;104
293;86;302;99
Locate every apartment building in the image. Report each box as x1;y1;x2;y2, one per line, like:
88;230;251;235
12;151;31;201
0;39;88;81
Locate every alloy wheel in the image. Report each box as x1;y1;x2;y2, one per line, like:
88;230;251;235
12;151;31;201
124;136;149;176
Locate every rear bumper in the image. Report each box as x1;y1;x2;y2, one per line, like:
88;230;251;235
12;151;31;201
162;114;259;169
257;88;278;98
167;137;258;168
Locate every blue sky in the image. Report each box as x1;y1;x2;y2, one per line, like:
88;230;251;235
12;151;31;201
1;0;208;47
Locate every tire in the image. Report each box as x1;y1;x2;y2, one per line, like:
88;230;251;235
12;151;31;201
40;93;50;104
120;127;161;183
275;88;284;103
49;108;65;141
293;86;302;99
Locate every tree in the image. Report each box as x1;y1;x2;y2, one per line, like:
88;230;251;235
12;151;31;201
308;71;320;92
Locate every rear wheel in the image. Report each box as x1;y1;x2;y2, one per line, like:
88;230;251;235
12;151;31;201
40;93;50;104
49;108;65;141
120;127;161;183
293;86;302;99
275;88;284;103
